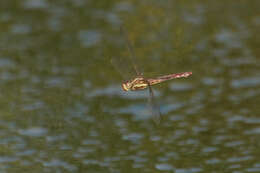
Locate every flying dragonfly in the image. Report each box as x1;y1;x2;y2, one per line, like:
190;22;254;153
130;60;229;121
112;26;192;123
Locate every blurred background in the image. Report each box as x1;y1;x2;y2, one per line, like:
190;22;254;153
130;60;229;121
0;0;260;172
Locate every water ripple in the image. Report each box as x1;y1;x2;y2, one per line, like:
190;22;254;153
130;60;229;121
155;163;174;171
43;159;77;171
227;156;253;162
23;0;49;9
122;133;144;143
231;77;260;88
0;58;16;68
78;30;101;48
18;127;48;137
169;83;193;91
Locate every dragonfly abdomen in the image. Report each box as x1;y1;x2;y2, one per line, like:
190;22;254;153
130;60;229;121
148;72;192;85
159;72;192;80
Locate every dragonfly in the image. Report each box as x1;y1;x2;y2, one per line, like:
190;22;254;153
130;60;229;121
112;26;192;123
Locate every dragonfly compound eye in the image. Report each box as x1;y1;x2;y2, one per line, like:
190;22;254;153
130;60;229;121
121;82;130;91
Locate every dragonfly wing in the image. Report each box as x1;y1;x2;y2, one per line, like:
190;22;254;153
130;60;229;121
110;56;137;80
147;83;162;124
120;26;142;76
110;26;144;79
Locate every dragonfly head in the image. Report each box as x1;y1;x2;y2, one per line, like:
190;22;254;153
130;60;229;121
122;81;132;91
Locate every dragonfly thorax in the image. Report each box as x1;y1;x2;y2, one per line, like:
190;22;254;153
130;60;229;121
122;77;149;91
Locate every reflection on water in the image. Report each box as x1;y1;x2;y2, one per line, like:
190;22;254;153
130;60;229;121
78;30;102;48
231;77;260;88
0;0;260;172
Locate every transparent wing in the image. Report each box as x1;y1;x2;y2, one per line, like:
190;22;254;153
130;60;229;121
147;83;162;124
120;26;142;76
110;56;137;80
